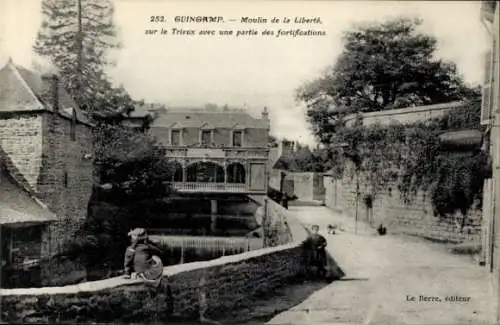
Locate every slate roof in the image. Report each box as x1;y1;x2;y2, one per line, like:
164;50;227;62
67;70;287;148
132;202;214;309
0;153;57;226
152;109;268;129
0;58;91;125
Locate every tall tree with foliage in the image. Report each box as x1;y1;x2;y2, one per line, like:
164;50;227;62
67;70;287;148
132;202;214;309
298;16;484;222
33;0;130;113
299;16;480;145
33;1;176;277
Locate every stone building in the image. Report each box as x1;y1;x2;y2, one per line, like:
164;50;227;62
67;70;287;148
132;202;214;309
150;106;270;197
0;58;94;266
123;105;271;239
0;147;57;288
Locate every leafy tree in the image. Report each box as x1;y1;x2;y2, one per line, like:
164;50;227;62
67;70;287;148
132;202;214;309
64;122;175;278
272;139;330;172
291;143;331;173
297;16;484;225
268;135;279;148
92;123;174;202
33;0;129;113
33;1;176;277
299;16;480;145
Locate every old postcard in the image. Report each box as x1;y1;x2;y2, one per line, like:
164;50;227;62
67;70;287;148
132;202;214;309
0;0;499;324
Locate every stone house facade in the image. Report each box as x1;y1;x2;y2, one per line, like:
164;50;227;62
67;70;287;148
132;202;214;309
148;106;270;197
0;58;94;258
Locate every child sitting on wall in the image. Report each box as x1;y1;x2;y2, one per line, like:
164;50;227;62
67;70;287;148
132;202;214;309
124;228;164;287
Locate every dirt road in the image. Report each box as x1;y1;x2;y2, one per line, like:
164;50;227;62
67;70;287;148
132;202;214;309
267;206;494;325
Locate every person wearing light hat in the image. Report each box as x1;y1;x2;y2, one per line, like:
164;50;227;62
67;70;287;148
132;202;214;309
124;228;164;284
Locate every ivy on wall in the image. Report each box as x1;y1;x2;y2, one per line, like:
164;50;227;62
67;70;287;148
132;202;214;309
336;99;487;218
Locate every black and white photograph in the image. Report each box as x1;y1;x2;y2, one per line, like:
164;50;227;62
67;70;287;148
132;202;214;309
0;0;499;324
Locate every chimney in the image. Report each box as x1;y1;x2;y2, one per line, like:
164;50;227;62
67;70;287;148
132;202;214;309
262;106;269;119
281;140;295;158
262;106;270;131
41;73;59;112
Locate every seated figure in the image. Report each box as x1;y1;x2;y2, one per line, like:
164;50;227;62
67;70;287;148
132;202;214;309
124;228;164;286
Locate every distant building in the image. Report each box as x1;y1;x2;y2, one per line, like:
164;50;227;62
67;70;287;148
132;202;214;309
269;140;325;204
0;58;94;286
148;106;271;198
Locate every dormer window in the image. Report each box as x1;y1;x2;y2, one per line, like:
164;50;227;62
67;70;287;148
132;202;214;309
199;122;214;146
169;122;184;146
232;131;242;147
171;130;181;146
201;130;211;146
231;124;245;147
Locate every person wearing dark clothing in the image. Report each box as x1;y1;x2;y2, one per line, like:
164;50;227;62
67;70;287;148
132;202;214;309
124;228;164;282
302;225;327;278
377;224;387;236
281;194;289;209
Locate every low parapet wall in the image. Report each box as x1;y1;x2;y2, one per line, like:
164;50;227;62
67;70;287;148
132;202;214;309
1;243;310;323
1;199;345;324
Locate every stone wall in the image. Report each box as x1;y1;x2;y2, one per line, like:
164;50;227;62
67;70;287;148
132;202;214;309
264;197;294;246
344;101;467;127
325;100;483;244
1;111;93;285
39;112;93;252
269;170;325;202
1;111;93;252
0;192;345;323
324;173;482;244
0;113;44;190
0;241;343;323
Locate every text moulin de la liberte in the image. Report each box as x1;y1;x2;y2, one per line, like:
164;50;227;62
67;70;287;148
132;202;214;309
145;16;327;38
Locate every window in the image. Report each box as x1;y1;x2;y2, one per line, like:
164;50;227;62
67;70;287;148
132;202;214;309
201;130;211;146
63;172;68;187
232;131;242;147
2;225;43;264
171;130;181;146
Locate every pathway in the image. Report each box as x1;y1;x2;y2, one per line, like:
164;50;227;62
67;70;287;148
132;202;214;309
267;206;494;325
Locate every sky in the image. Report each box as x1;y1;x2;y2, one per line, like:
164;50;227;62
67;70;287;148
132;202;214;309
0;0;490;146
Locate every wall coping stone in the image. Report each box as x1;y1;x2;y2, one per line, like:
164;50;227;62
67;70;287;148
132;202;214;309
0;241;301;297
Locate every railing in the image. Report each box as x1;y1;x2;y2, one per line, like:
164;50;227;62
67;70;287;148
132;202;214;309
165;147;269;159
172;182;247;193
